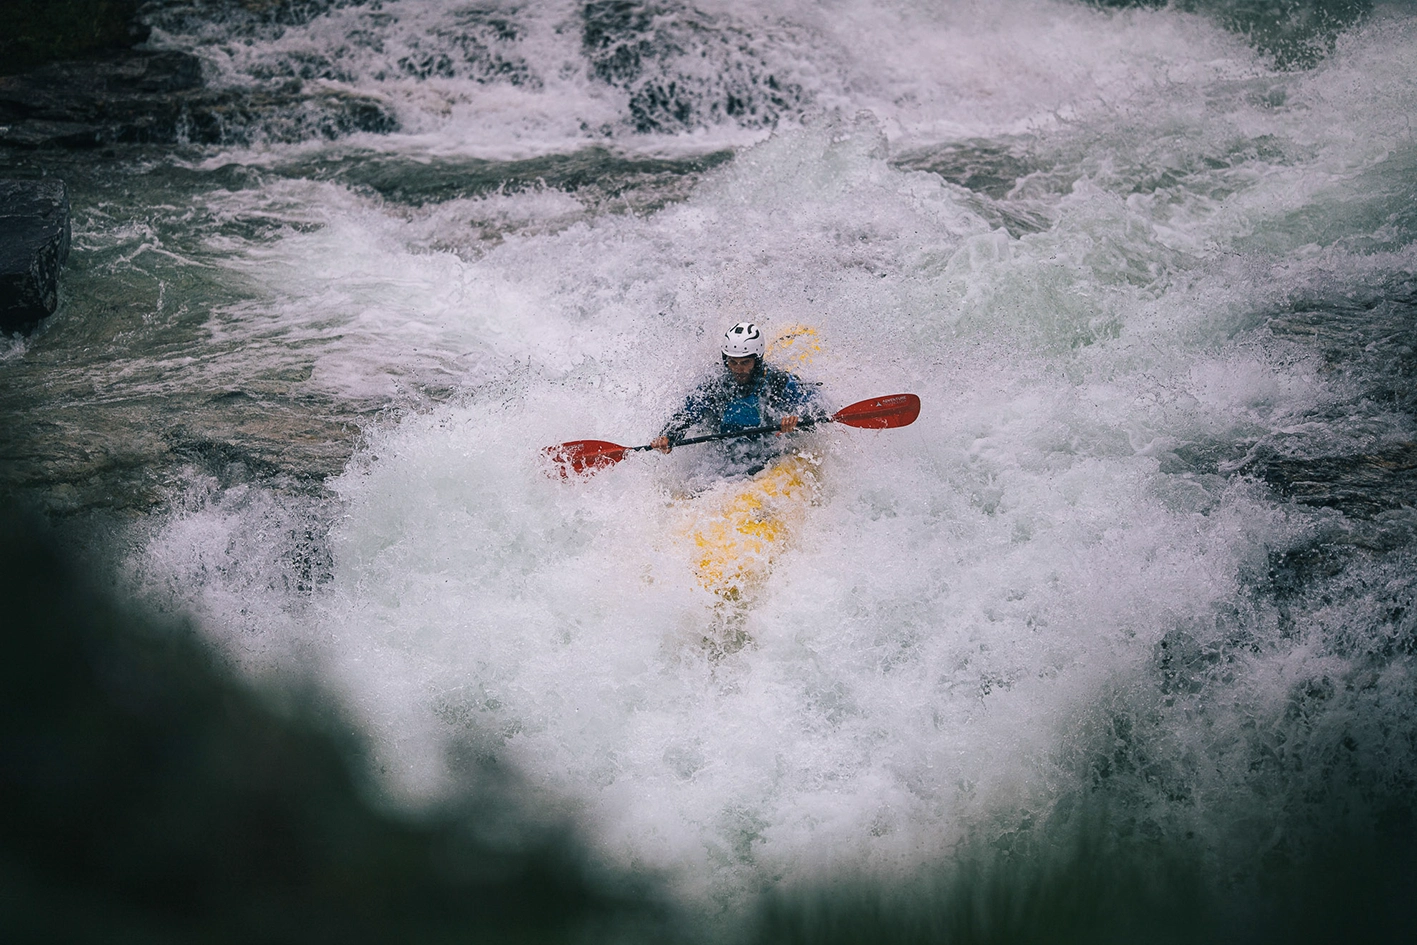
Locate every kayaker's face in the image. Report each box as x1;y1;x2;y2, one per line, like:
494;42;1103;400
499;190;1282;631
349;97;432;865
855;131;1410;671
725;354;757;385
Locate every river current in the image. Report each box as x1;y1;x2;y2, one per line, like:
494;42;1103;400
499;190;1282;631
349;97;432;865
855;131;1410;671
3;0;1415;934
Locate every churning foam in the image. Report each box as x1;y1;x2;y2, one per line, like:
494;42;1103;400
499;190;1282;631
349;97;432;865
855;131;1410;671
125;0;1417;915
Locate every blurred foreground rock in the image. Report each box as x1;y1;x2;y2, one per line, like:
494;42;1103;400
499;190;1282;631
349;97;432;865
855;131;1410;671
0;507;669;943
0;179;71;334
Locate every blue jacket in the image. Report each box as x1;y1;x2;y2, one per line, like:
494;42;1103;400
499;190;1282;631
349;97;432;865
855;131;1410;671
659;363;826;443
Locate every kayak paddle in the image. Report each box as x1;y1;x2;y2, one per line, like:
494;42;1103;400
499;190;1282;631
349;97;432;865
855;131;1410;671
544;393;921;478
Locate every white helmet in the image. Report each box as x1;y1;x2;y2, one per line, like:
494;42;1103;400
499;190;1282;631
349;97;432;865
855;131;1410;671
722;321;765;359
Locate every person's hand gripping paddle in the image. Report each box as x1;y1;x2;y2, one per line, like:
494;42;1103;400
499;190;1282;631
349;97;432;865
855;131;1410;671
544;393;921;478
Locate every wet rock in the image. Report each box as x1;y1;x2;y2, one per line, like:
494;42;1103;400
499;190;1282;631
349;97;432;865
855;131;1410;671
1267;284;1417;418
0;49;396;149
0;50;203;148
1085;1;1372;68
892;141;1037;201
0;179;71;334
580;0;805;132
180;81;399;145
892;140;1051;236
142;0;373;36
1250;445;1417;519
1;0;149;76
284;146;734;210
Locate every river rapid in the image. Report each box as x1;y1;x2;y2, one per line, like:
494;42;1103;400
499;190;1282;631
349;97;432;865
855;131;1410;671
3;0;1416;935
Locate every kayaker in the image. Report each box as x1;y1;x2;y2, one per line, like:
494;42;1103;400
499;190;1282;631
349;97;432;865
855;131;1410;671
651;322;828;475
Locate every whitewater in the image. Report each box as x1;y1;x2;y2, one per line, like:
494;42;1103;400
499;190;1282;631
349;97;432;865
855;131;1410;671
5;0;1416;931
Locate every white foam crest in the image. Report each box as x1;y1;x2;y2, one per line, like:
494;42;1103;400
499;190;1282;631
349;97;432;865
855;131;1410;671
813;0;1269;142
124;478;333;675
183;176;574;402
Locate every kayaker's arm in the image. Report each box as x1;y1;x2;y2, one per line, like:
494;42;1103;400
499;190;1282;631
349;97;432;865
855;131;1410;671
764;369;827;433
655;378;727;452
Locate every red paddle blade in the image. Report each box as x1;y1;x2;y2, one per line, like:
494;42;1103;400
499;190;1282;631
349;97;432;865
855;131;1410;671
832;393;921;429
543;439;628;478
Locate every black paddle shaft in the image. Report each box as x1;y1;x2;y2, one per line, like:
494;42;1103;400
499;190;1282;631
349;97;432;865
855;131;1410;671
638;417;823;453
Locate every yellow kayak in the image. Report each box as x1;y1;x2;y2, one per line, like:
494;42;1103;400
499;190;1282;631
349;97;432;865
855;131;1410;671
669;325;826;653
681;450;821;603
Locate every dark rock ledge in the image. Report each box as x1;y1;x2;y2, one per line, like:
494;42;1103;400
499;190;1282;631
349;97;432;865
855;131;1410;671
0;50;203;149
0;179;71;334
0;49;397;151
